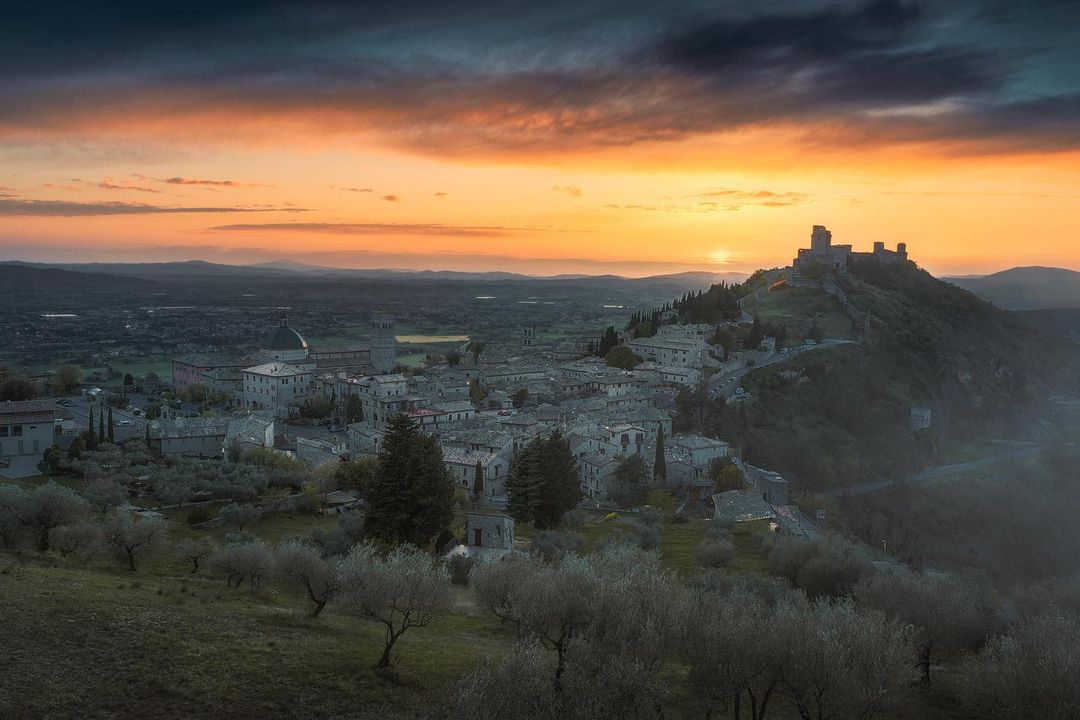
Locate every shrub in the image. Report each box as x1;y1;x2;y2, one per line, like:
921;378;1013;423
696;538;736;568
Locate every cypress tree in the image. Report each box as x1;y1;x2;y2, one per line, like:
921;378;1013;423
472;460;485;501
653;424;667;484
534;430;582;529
506;442;543;523
361;413;455;547
107;405;115;443
86;410;96;451
98;407;105;443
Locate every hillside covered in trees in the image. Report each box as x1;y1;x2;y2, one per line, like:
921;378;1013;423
675;259;1079;492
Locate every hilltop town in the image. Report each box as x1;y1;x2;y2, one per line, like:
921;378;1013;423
2;226;920;535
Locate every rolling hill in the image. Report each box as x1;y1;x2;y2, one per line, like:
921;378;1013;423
947;266;1080;310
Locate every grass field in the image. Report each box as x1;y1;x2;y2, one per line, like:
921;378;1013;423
743;287;855;340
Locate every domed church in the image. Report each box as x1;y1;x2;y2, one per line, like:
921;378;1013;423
263;311;310;363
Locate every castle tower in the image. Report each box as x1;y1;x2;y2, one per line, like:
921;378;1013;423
369;312;396;373
810;225;832;254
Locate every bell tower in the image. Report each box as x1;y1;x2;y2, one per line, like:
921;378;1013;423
370;312;396;373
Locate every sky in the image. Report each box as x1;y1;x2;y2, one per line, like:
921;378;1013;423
2;0;1079;277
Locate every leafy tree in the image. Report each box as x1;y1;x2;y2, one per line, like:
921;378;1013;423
103;511;167;572
505;431;582;529
123;372;134;386
219;502;262;532
645;489;677;513
339;543;450;668
0;484;28;547
81;477;128;514
607;454;648;507
49;522;104;562
529;529;585;562
696;537;736;568
711;327;736;360
681;573;803;720
709;456;744;492
344;393;364;423
511;388;529;409
605;345;637;370
780;599;915;720
0;376;37;401
210;537;273;591
274;539;345;618
37;444;62;475
175;535;217;574
746;315;764;349
335;456;377;496
855;570;1000;683
299;395;333;419
806;322;824;342
67;435;85;461
445;350;462;366
54;364;83;394
24;482;88;551
962;613;1080;720
466;341;486;366
469;379;488;404
362;413;456;547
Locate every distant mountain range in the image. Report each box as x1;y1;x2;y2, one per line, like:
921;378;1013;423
946;266;1080;310
0;259;747;287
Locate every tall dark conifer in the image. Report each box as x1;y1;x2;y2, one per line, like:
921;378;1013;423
87;410;96;451
107;405;115;443
361;413;455;547
653;424;667;484
97;407;105;443
472;460;485;501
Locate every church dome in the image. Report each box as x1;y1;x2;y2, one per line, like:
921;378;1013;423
265;313;308;351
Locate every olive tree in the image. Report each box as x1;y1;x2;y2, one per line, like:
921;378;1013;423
81;477;128;514
218;502;262;532
49;522;105;562
102;512;168;571
209;537;274;591
339;543;450;668
175;535;217;574
469;545;677;684
780;599;915;720
24;481;88;551
962;612;1080;720
274;539;345;618
855;570;1000;683
0;484;28;547
680;573;803;720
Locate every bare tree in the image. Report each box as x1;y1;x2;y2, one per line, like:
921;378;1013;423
855;570;1000;683
339;543;450;669
175;535;217;574
103;512;168;571
273;539;344;618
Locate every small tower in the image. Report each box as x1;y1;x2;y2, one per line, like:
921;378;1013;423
810;225;832;255
369;312;396;373
522;325;536;349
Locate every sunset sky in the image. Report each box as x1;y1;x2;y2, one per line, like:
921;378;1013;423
2;0;1079;276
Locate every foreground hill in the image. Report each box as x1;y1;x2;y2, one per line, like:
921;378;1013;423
947;266;1080;310
681;260;1078;491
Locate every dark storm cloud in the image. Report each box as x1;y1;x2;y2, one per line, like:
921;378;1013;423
0;0;1077;152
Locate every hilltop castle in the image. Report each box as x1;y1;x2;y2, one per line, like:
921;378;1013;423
792;225;907;274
